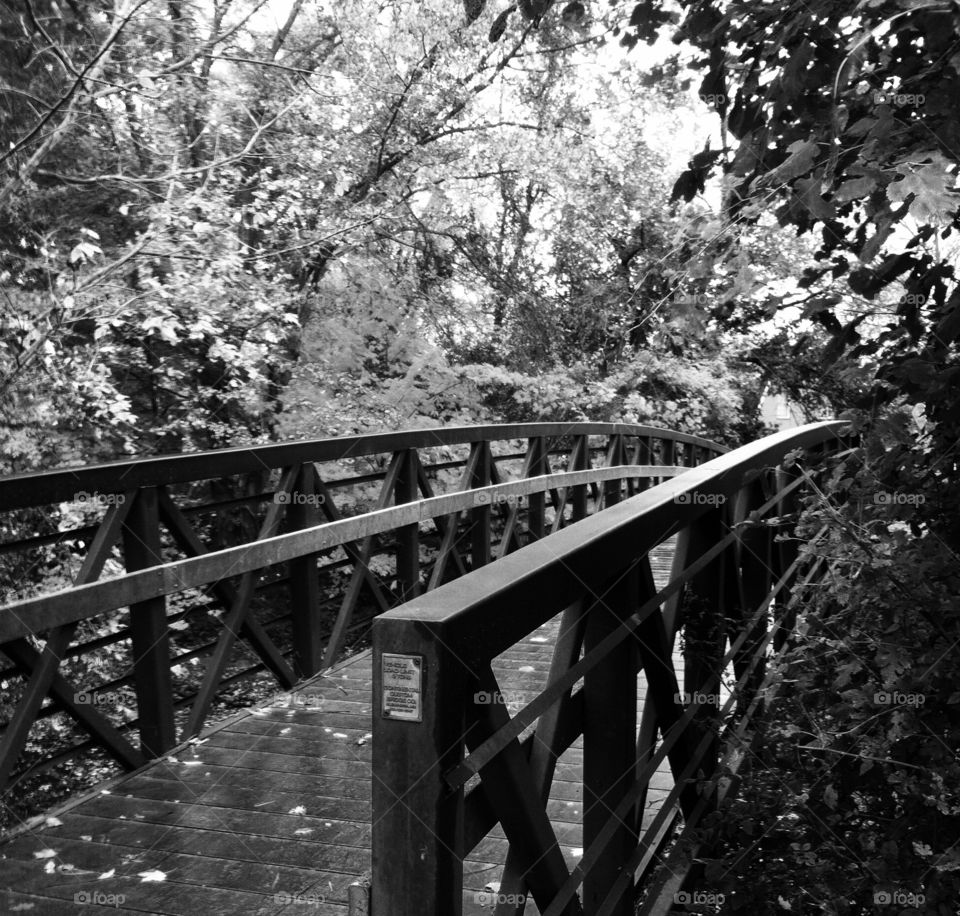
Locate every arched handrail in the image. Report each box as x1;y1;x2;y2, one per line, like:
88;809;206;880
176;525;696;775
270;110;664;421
371;420;848;916
0;422;725;511
0;422;721;797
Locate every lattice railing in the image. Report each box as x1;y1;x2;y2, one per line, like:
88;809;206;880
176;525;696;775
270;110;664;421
370;421;848;916
0;423;722;795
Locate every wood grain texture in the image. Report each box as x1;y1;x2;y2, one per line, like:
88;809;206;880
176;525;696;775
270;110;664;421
0;543;678;916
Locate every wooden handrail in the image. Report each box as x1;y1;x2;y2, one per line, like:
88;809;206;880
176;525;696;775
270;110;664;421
370;420;847;916
0;422;725;511
0;422;724;797
0;465;687;643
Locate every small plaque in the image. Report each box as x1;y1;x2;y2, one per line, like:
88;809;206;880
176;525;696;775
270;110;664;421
381;653;423;722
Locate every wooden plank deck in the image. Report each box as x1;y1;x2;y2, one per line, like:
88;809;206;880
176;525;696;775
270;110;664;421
0;542;679;915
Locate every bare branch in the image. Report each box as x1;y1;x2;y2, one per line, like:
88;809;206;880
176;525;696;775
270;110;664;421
0;0;151;208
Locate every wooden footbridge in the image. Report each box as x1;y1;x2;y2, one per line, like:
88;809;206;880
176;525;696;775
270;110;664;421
0;421;845;914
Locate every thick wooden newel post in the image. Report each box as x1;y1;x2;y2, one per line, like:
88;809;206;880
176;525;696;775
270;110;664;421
372;616;467;916
122;487;176;757
583;563;639;916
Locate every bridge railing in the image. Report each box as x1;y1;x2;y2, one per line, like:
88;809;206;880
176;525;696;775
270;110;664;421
0;423;723;798
371;420;847;916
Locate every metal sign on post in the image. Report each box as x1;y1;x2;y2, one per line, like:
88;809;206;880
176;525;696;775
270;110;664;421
381;653;423;722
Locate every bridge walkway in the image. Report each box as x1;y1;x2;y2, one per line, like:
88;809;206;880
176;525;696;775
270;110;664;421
0;547;677;916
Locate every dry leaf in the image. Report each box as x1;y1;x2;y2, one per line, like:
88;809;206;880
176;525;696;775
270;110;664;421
138;869;167;882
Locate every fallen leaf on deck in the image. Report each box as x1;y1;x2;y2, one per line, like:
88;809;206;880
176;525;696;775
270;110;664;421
138;869;167;882
99;869;116;879
33;849;56;859
288;805;307;815
44;817;63;827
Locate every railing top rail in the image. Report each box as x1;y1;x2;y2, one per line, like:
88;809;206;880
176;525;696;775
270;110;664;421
376;420;847;662
0;464;683;644
0;422;726;512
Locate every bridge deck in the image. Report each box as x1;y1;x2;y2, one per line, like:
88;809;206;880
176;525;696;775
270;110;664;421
0;543;678;915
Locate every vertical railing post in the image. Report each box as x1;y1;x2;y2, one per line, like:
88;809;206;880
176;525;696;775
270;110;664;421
289;462;324;677
680;505;728;790
372;616;467;916
527;436;546;541
603;434;626;508
772;465;802;652
662;435;676;468
582;562;639;916
122;487;176;757
395;449;420;602
730;477;774;712
572;435;590;521
469;441;492;568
